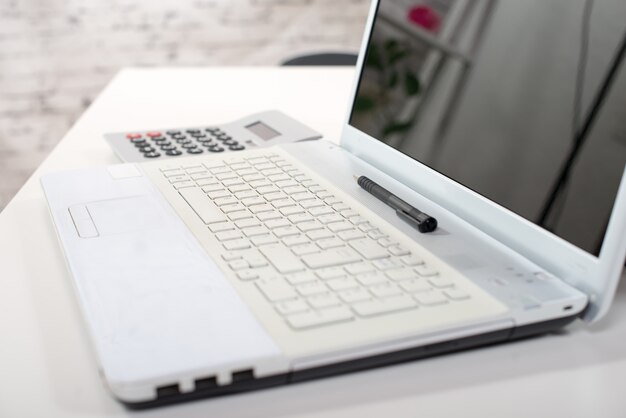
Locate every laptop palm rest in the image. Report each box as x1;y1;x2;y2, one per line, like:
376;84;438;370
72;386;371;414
41;168;283;398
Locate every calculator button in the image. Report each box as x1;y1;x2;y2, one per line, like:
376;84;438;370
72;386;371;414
191;133;207;139
166;130;181;135
179;139;193;145
141;147;156;153
144;151;161;158
146;131;162;138
186;129;201;134
222;139;238;146
187;148;204;154
217;135;232;141
157;141;172;147
229;145;246;151
208;146;225;153
161;145;177;151
126;133;142;139
172;135;187;140
182;143;198;149
152;136;168;142
166;150;183;156
132;139;147;145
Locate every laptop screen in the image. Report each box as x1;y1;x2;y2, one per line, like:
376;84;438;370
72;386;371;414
349;0;626;256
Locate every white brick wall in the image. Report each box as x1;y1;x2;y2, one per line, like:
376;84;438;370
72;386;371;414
0;0;369;208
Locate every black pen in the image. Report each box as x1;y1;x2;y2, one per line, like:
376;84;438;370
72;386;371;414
356;176;438;233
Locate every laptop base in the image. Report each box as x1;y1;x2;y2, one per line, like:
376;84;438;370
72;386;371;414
123;313;578;409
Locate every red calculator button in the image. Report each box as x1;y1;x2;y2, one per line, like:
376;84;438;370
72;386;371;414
126;133;142;139
146;131;162;138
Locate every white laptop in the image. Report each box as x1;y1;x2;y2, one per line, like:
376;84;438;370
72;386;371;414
41;0;626;408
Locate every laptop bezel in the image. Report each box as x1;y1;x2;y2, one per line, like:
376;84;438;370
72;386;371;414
339;0;626;321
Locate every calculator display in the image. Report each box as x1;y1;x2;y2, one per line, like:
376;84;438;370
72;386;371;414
246;121;280;141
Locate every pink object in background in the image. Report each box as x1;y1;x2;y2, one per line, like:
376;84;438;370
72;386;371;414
407;5;441;32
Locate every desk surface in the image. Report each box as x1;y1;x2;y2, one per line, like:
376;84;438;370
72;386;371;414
1;67;625;418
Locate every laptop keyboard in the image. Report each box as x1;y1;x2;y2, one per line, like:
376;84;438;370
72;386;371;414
159;152;471;330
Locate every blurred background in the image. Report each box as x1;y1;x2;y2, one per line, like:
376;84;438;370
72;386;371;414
0;0;370;209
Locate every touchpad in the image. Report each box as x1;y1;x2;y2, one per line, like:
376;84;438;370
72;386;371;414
87;196;163;236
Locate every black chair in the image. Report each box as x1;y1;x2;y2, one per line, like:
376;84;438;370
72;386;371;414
281;52;358;66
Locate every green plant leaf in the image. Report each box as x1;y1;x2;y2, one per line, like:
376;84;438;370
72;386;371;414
383;121;413;137
354;96;376;112
365;44;383;70
404;72;420;96
387;71;398;88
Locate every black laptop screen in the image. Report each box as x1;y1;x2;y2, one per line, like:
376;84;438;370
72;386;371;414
349;0;626;255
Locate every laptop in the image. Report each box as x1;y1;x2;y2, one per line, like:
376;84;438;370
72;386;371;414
41;0;626;408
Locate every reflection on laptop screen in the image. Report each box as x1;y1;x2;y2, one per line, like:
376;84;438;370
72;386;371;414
349;0;626;255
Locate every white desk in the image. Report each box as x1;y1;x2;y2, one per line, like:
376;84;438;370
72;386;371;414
1;67;625;418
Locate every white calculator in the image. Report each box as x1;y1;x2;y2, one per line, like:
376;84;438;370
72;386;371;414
104;110;322;163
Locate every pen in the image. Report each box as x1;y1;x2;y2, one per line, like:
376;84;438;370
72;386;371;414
356;176;438;233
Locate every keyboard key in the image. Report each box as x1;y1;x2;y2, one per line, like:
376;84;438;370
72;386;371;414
292;244;320;256
338;288;372;304
388;245;410;256
369;283;402;298
317;238;344;249
265;192;288;202
275;299;309;316
337;229;365;241
287;213;314;224
223;239;251;251
251;235;278;246
235;218;261;229
174;181;195;189
207;189;230;199
399;254;424;266
229;260;249;271
351;295;417;317
257;211;282;221
307;294;341;309
297;221;324;232
221;252;242;261
257;278;298;302
265;218;290;229
306;229;334;241
250;204;275;214
415;290;449;306
214;196;238;206
272;199;296;209
208;221;234;232
429;276;454;288
260;244;305;274
285;271;317;285
243;226;270;237
356;272;388;286
283;234;310;247
373;258;402;271
326;277;359;291
228;210;253;221
280;206;305;216
215;230;243;241
286;307;353;330
222;203;247;213
318;213;344;224
315;267;347;280
444;287;470;301
179;187;228;224
296;281;328;296
400;279;432;293
309;206;334;216
274;226;300;238
301;248;361;269
344;262;375;275
301;199;325;209
327;221;354;233
415;264;439;277
385;268;418;281
349;238;389;260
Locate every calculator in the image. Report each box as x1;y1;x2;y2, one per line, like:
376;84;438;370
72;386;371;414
104;110;323;163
